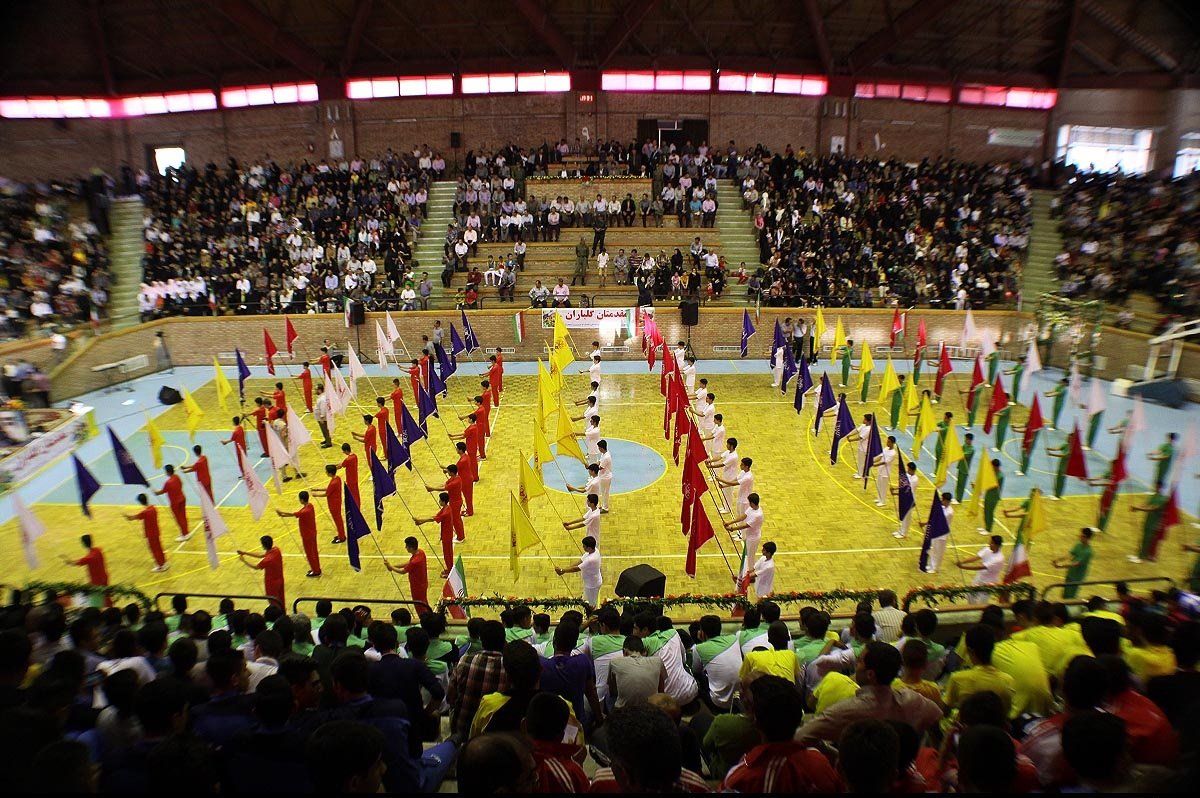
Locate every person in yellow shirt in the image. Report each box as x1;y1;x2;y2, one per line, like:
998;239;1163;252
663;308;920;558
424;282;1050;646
953;607;1054;718
893;639;946;712
738;621;801;684
943;625;1016;718
1010;600;1091;681
1125;611;1177;682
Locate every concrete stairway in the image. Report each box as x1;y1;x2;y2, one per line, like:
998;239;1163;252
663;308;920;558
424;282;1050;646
411;181;457;281
105;197;145;329
714;182;760;271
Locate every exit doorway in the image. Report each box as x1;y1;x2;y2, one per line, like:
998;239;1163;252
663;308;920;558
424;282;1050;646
147;145;186;176
637;119;710;153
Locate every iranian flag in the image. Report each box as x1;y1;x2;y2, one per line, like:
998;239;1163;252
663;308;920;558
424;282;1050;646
513;311;526;344
1004;526;1032;583
891;309;905;348
442;555;469;619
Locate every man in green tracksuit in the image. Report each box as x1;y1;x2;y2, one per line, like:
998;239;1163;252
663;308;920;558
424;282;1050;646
935;412;954;465
979;459;1003;533
889;374;907;430
955;433;976;504
1148;432;1177;492
573;237;589;286
1046;377;1069;430
1004;355;1026;407
959;381;982;428
840;339;854;388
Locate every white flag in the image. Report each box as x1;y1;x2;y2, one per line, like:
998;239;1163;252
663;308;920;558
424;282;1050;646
348;344;365;398
332;366;352;411
980;335;996;358
962;309;978;349
1087;377;1107;417
264;422;291;494
1123;395;1148;449
322;375;340;433
191;474;229;570
386;311;401;343
1068;361;1083;407
1169;420;1198;487
1020;338;1042;397
13;494;46;570
375;321;393;356
237;447;270;521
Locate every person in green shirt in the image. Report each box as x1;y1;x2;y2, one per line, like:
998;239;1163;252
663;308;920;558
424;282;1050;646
1148;432;1177;492
912;345;925;385
291;614;315;657
908;388;932;436
985;347;1001;387
1129;491;1171;563
991;399;1012;453
959;379;982;428
1045;377;1069;431
889;373;907;430
935;411;954;466
532;614;553;648
979;459;1003;533
839;338;854;388
955;433;976;504
505;605;535;643
1046;437;1073;499
1053;527;1095;599
1004;355;1026;406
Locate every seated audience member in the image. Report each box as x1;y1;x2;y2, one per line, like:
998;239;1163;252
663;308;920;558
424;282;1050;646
740;620;801;684
588;703;709;793
1146;620;1200;729
956;724;1018;793
1060;709;1176;793
608;635;666;709
224;674;312;793
523;691;589;793
456;732;537;795
537;622;603;732
305;719;388;794
837;719;898;793
1021;654;1109;787
189;651;254;748
942;625;1016;718
448;620;507;737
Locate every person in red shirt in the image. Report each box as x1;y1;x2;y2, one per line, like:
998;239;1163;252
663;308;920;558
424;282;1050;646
476;385;493;437
295;362;315;412
61;534;111;604
407;359;421;400
312;463;346;544
374;397;391;460
389;379;405;426
425;464;465;542
277;490;321;577
352;414;378;463
450;441;475;514
222;415;248;456
450;413;483;472
251;398;270;456
154;464;190;541
338;443;361;507
319;347;333;378
124;494;168;571
261;381;288;413
525;693;590;793
488;354;504;406
384;536;431;613
182;444;213;500
239;535;286;610
418;351;431;389
415;492;455;578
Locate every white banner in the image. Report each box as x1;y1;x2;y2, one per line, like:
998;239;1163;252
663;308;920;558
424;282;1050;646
987;128;1043;148
541;307;636;330
0;409;95;489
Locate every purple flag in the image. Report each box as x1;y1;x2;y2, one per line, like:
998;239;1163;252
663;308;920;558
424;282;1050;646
780;339;798;395
769;320;784;368
417;384;438;430
236;348;251;401
344;483;372;571
460;309;480;352
897;448;915;522
740;309;756;358
830;396;856;465
813;373;836;434
401;401;426;445
368;449;396;532
862;416;884;490
918;494;950;572
436;341;456;381
107;426;149;486
384;419;410;472
427;358;448;398
450;323;466;356
73;455;101;518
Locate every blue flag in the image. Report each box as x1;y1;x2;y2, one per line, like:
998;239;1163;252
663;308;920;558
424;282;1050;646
417;384;438;430
427;359;448;398
863;416;884;489
73;455;101;517
740;309;756;358
384;419;410;472
769;320;784;368
344;482;372;571
401;401;426;445
830;396;856;465
780;339;798;394
897;448;915;522
236;348;251;400
450;323;466;357
793;356;814;413
107;426;149;486
436;341;456;381
918;494;950;572
460;309;480;353
813;373;836;434
368;449;396;532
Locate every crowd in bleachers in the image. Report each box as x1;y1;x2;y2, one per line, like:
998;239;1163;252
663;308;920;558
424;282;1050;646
1054;169;1200;318
2;581;1196;793
739;153;1032;309
0;177;112;339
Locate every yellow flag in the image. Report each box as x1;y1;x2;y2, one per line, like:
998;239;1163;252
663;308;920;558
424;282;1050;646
1026;487;1047;541
552;340;574;376
518;450;546;512
879;357;899;400
914;395;937;449
968;453;1000;517
145;413;165;469
832;317;847;354
213;357;233;412
814;307;827;346
555;396;588;465
905;374;921;412
553;312;570;347
182;386;204;441
934;424;965;486
857;343;874;388
533;422;555;473
509;491;541;579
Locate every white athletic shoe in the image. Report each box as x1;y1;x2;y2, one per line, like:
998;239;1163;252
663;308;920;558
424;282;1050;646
176;534;193;542
852;473;862;479
923;567;937;574
874;500;886;507
892;531;906;539
979;529;991;535
152;563;169;573
1127;555;1144;563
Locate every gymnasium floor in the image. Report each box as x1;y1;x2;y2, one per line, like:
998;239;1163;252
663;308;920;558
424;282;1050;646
2;351;1197;616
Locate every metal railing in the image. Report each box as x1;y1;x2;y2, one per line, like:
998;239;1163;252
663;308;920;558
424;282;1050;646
1038;576;1175;603
290;595;429;615
153;591;282;613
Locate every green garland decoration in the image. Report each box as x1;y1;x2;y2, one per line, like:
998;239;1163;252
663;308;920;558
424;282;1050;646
437;588;886;617
23;580;153;610
901;582;1036;612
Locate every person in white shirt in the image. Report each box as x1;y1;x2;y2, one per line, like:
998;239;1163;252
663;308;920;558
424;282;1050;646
588;355;602;385
693;378;709;409
749;541;777;599
682;357;697;393
563;493;602;543
706;437;739;512
925;492;954;574
771;345;786;388
717;457;755;517
580;416;602;463
703;414;726;456
596;248;609;287
595;439;613;513
872;436;897;506
892;460;919;539
552;278;570;307
725;492;765;574
673;342;688;371
556;535;603;607
959;535;1005;598
846;414;874;479
690;393;717;454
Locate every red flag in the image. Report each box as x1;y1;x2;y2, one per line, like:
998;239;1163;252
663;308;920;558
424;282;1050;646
890;309;904;347
1149;489;1181;561
647;334;657;372
660;342;673;397
1065;423;1089;480
1111;441;1128;485
984;374;1008;433
1021;396;1044;454
672;405;690;466
917;318;927;349
442;581;468;619
685;493;715;578
264;329;279;376
968;355;985;408
640;312;650;355
285;317;299;356
935;344;953;396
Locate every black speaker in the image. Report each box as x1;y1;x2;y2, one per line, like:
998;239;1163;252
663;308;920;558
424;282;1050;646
158;386;182;405
450;131;462;149
349;301;366;326
679;299;699;327
615;564;667;598
1128;379;1187;409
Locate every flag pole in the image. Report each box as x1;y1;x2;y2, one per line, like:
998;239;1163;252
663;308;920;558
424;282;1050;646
548;456;586;514
390;487;447;574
